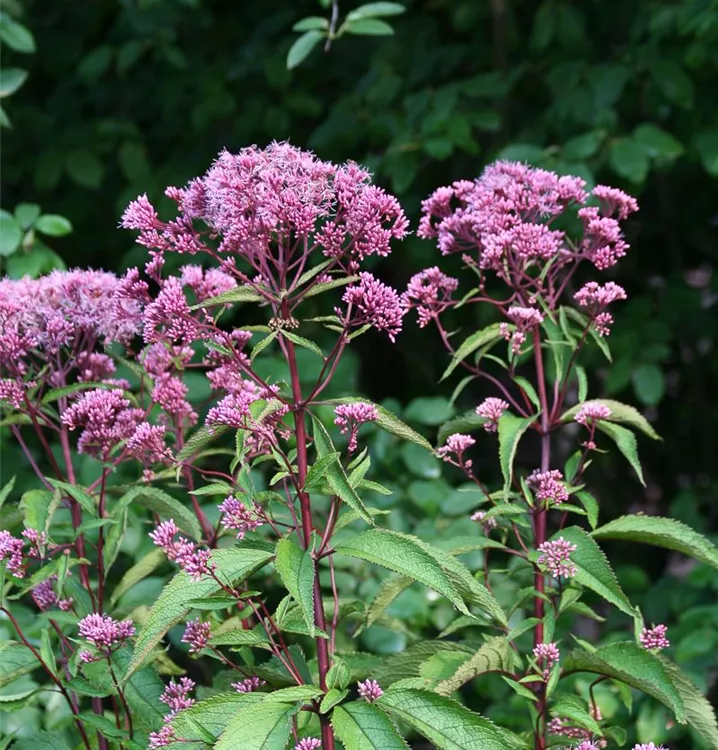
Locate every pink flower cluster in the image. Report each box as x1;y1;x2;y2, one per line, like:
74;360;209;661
31;576;73;612
574;281;627;336
159;677;196;721
232;676;265;693
471;510;498;533
295;740;322;750
575;403;612;426
182;618;211;653
537;537;578;579
218;496;263;539
150;520;214;580
78;613;135;651
0;530;25;578
500;306;544;354
340;273;406;342
640;624;670;651
334;402;378;453
527;469;569;506
404;267;459;327
357;678;383;702
476;397;509;432
437;433;475;468
533;642;560;678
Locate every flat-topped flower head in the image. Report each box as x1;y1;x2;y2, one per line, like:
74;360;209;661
358;678;383;702
182;618;211;654
218;496;263;539
640;624;670;652
78;614;135;650
528;469;569;506
334;402;378;453
340;273;405;342
575;403;612;427
437;433;476;468
476;397;509;432
537;537;578;578
404;267;459;327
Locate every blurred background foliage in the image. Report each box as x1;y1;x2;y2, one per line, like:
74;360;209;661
1;0;717;746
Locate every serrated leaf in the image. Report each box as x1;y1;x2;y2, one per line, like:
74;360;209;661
378;688;513;749
216;700;299;750
554;527;635;620
191;285;263;309
564;642;685;722
114;486;201;540
333;701;408;749
11;733;72;750
171;692;264;741
596;421;645;485
435;637;512;696
0;642;37;687
110;548;168;605
591;515;718;569
336;528;471;616
365;574;412;630
45;479;96;516
304;451;340;489
281;329;324;359
441;323;504;381
176;425;228;463
498;413;537;496
124;547;273;680
274;537;324;638
437;409;486;446
560;399;660;440
287;30;324;70
549;694;602;736
346;2;406;20
323;397;432;451
264;685;323;703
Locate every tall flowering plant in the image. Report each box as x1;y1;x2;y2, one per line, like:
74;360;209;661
402;162;718;749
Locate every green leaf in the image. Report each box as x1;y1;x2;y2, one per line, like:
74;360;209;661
694;130;718;177
591;515;718;569
14;203;40;228
124;547;273;680
303;274;359;298
35;214;73;236
0;68;28;97
281;329;324;359
609;137;650;183
114;486;201;540
333;701;408;749
652;60;694;109
596;421;645;485
0;16;36;53
554;526;636;620
345;18;395;35
0;642;37;687
191;284;263;309
336;528;470;616
264;685;323;703
564;642;685;722
441;323;503;381
216;700;299;750
0;475;16;512
41;379;130;404
498;413;537;496
176;424;227;463
287;30;324;70
65;148;104;189
377;688;513;749
658;655;718;748
437;409;485;445
111;547;166;605
312;416;373;523
550;694;602;736
293;16;330;31
346;2;406;20
11;733;72;750
633;123;684;161
365;574;412;630
321;687;349;713
404;397;453;426
208;629;272;649
435;637;513;696
171;692;264;742
0;212;22;256
275;537;324;637
632;363;666;407
324;397;432;451
562;130;605;160
560;399;660;440
19;488;55;531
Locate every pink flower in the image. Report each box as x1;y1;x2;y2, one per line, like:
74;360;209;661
470;510;497;533
152;375;197;427
640;624;670;651
148;725;177;749
0;379;26;408
159;677;195;721
218;496;263;539
143;277;198;345
527;469;569;506
150;520;215;581
127;422;173;465
632;745;666;750
334;402;378;453
437;433;475;468
0;531;24;578
578;207;630;270
476;397;509;432
537;538;578;579
575;403;612;426
232;676;265;693
533;642;560;678
357;679;383;702
182;618;211;654
295;740;322;750
21;528;47;557
404;267;459;327
341;273;405;342
78;614;135;650
592;185;639;220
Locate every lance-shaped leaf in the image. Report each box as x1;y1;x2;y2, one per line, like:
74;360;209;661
333;701;409;749
591;515;718;570
564;642;685;722
560;398;661;440
596;421;645;485
111;548;166;605
191;285;264;309
176;425;228;463
553;527;636;620
441;323;504;381
377;688;516;749
364;573;412;631
336;529;471;616
123;547;273;680
113;486;202;540
323;397;432;451
0;642;37;688
171;692;265;742
435;637;513;696
216;700;300;750
437;409;486;446
498;413;537;496
658;655;718;748
274;537;325;638
374;642;472;685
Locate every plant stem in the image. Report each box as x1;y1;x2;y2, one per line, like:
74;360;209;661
283;325;335;750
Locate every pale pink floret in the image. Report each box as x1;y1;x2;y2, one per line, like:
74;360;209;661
334;402;378;453
437;433;476;468
0;531;24;578
218;496;263;539
476;397;509;432
341;273;405;342
537;538;578;578
640;624;670;651
592;185;639;220
232;676;265;693
159;677;195;721
404;267;459;327
471;510;497;532
127;422;173;465
295;740;322;750
150;519;215;581
575;403;612;426
528;469;569;506
148;725;177;749
357;679;383;702
182;618;211;654
78;614;135;649
632;744;666;750
533;642;560;678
